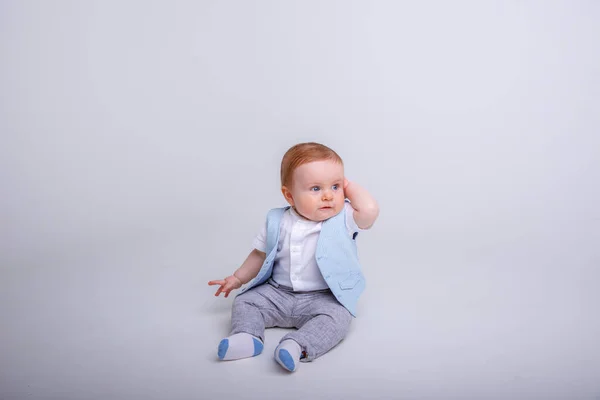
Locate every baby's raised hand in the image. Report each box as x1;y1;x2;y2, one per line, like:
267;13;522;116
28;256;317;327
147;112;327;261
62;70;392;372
208;275;242;298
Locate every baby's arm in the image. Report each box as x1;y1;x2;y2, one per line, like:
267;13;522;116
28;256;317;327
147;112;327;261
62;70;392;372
344;178;380;229
232;249;266;284
208;249;266;297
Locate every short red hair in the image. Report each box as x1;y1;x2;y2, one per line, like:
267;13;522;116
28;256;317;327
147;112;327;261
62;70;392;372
280;142;343;187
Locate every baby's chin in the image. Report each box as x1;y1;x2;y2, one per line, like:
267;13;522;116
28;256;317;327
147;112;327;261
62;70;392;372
312;206;342;221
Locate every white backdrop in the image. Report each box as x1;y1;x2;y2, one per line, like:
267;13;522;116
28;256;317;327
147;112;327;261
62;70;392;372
1;1;599;399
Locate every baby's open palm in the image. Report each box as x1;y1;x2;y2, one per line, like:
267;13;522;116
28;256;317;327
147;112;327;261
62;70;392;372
208;275;242;298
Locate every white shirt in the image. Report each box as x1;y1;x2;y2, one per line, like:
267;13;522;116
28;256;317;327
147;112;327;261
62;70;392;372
252;202;362;291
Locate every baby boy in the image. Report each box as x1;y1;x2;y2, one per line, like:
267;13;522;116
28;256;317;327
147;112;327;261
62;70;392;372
208;142;379;372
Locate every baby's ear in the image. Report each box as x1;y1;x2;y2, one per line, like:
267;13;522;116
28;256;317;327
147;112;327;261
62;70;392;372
281;186;294;206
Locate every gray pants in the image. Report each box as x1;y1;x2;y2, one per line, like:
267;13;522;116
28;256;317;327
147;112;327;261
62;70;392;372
230;279;353;362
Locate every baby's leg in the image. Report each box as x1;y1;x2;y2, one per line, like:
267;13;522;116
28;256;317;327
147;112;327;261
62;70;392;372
275;291;352;371
218;283;293;361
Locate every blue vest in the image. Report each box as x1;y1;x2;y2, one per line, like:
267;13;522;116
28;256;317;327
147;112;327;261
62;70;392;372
239;203;365;317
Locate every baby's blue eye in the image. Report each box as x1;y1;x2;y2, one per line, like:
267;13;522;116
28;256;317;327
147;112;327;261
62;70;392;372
332;184;339;190
311;186;320;192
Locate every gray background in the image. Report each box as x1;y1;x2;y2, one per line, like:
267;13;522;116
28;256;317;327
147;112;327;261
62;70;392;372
1;1;599;399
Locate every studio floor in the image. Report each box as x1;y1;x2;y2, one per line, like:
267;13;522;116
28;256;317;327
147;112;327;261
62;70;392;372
2;236;599;400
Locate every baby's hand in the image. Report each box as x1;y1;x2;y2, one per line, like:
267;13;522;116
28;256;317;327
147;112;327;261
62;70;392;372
208;275;242;298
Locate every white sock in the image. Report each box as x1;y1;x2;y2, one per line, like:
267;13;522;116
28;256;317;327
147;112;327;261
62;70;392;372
274;339;302;372
217;332;263;361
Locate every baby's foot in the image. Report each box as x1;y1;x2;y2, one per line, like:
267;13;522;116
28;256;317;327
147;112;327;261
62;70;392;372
217;332;263;361
274;339;302;372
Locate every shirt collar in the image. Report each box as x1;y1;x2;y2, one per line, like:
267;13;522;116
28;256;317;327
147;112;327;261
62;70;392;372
289;206;317;224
